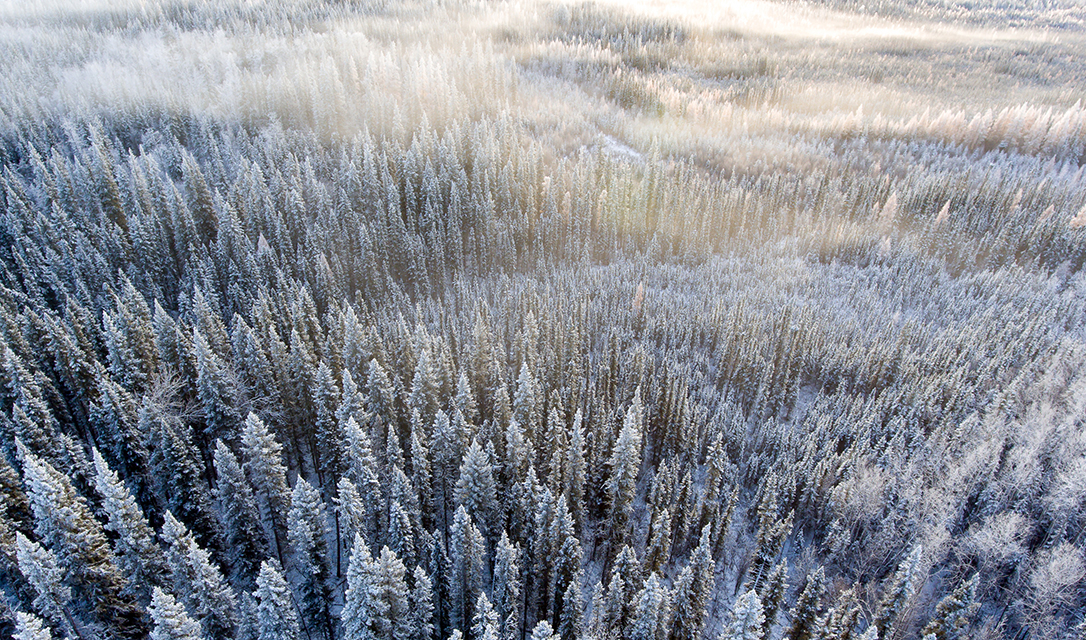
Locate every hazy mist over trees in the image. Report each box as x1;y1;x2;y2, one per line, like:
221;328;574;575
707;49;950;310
0;1;1084;640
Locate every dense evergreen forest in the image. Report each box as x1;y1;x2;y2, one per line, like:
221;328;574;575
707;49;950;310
0;0;1085;639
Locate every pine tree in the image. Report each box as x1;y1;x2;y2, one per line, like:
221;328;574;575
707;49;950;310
288;478;334;640
149;587;206;640
254;560;302;640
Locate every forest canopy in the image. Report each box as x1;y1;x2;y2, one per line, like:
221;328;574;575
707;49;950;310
0;1;1084;640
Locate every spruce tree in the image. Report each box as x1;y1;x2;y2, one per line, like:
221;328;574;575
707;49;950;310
194;329;241;444
473;592;500;640
669;526;716;640
531;621;559;640
409;350;440;423
288;478;334;640
819;587;861;640
628;572;672;640
410;565;437;640
366;358;398;430
342;533;376;640
725;591;765;640
14;611;54;640
759;561;788;640
920;575;978;640
872;547;924;639
312;361;342;486
645;507;672;575
342;415;382;538
143;402;220;552
512;363;542;454
240;412;291;563
336;477;368;553
563;410;586;532
20;448;144;637
91;447;166;602
455;439;497;540
14;533;72;636
149;587;206;640
448;506;487;633
159;511;239;640
212;440;267;588
493;531;523;640
254;560;302;640
608;390;643;545
785;568;825;640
